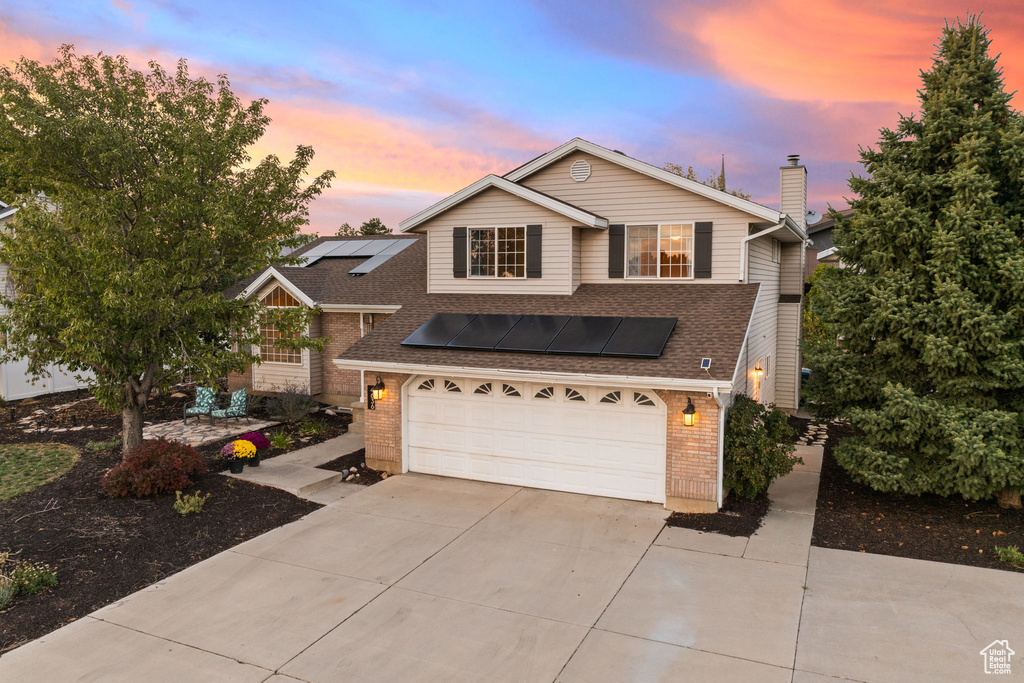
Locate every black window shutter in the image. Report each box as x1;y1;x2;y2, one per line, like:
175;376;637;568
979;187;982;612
526;224;542;278
694;222;713;278
608;224;625;278
453;227;467;278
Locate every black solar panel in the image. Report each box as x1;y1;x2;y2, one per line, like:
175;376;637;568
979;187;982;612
401;313;476;348
447;314;522;350
546;316;623;355
601;317;677;358
494;315;571;353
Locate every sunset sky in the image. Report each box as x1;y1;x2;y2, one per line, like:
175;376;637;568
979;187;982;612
2;1;1023;234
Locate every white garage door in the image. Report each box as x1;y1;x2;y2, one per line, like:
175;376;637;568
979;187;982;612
407;376;667;503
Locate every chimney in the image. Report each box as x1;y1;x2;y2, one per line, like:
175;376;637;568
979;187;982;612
780;154;807;229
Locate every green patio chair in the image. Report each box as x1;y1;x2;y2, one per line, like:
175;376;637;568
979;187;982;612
183;386;217;424
211;388;250;426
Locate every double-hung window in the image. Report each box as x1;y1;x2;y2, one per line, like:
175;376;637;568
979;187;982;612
470;227;525;278
626;224;693;278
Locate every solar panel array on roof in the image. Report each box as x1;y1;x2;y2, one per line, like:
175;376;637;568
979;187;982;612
298;237;417;273
401;314;676;358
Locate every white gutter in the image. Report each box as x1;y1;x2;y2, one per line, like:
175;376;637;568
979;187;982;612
713;386;726;509
319;304;402;313
332;358;732;393
738;221;786;282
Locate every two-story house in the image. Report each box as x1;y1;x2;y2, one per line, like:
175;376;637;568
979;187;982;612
333;139;808;512
230;138;807;512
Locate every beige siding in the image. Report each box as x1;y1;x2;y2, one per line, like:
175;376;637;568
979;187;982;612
521;151;757;283
742;237;780;404
779;242;804;295
572;228;582;291
415;186;574;294
775;303;801;410
779;166;807;226
308;315;323;396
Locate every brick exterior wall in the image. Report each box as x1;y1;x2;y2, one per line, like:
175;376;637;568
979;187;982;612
656;390;721;512
320;312;363;396
227;365;251;392
363;371;410;474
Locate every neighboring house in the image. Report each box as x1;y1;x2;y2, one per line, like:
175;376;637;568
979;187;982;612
225;234;426;404
0;199;92;400
805;208;853;278
326;138;809;513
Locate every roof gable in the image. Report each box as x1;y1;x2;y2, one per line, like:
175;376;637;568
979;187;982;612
399;174;609;233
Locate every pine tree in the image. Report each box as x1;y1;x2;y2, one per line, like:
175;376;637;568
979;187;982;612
803;17;1024;507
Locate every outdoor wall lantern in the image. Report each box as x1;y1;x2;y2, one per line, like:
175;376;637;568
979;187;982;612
367;376;386;410
754;363;764;378
682;398;698;427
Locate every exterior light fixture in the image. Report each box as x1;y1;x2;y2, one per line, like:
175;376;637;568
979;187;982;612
367;376;385;410
682;398;698;427
754;363;764;378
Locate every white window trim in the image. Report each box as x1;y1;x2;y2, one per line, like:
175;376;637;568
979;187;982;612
772;239;781;264
467;225;528;279
624;222;696;280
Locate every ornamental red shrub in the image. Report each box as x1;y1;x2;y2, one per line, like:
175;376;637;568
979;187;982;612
102;438;207;497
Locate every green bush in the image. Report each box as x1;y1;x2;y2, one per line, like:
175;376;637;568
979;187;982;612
995;545;1024;568
268;429;294;450
173;490;210;515
300;418;328;436
0;552;58;609
724;394;800;499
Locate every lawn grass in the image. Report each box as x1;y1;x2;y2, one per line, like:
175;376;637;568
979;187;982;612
0;444;79;501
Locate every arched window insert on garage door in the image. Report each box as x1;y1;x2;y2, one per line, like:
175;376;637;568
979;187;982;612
417;378;435;391
565;387;586;402
444;379;462;393
534;386;554;399
633;392;657;407
502;384;522;397
474;382;492;395
600;391;622;404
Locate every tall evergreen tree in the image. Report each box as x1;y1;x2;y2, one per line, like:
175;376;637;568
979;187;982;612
803;17;1024;507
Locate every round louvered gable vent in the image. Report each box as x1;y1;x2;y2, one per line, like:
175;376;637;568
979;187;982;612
570;159;591;182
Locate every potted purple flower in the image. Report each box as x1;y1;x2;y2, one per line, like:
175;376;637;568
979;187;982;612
220;439;256;473
239;432;272;467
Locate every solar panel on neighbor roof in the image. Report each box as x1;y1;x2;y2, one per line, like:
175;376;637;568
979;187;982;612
493;315;571;353
402;313;477;347
447;314;522;350
350;239;397;257
297;240;346;265
322;240;364;258
348;240;417;275
546;316;623;355
601;317;677;358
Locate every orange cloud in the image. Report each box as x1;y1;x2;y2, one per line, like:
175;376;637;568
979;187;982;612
674;1;1024;104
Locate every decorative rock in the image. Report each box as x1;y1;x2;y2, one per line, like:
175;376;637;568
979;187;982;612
340;469;349;477
345;474;355;482
170;392;188;399
380;472;388;479
325;409;336;416
361;462;366;468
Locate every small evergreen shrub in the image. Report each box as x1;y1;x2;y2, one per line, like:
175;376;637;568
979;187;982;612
269;430;294;450
724;394;800;499
173;490;210;515
102;438;207;497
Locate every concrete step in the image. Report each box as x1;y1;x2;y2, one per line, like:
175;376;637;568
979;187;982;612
224;460;345;496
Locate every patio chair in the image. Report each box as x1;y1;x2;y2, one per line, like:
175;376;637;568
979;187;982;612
211;388;250;426
183;386;217;425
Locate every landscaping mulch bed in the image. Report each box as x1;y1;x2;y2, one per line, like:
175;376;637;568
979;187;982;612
787;414;812;443
812;423;1024;573
665;491;771;537
196;410;352;471
0;442;322;653
319;448;386;485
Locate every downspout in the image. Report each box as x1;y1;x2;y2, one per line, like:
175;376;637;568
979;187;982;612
713;386;726;509
738;220;786;282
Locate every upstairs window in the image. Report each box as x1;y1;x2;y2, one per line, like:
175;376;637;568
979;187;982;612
626;224;693;278
470;227;525;278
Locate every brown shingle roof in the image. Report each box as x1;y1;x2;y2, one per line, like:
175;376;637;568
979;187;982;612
224;235;426;306
338;283;759;382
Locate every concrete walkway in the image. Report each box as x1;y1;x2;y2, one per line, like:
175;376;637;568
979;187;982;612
225;433;366;504
2;447;1022;682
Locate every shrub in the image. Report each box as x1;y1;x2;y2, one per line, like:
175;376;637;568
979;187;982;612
239;431;271;450
724;394;800;499
0;574;14;609
268;382;318;422
300;418;328;436
102;438;207;497
268;429;294;450
173;490;210;515
11;561;58;594
995;545;1024;568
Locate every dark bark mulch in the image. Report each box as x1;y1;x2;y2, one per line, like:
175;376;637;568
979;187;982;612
666;491;771;537
787;414;812;443
319;448;386;485
0;442;321;653
812;423;1024;573
196;411;352;471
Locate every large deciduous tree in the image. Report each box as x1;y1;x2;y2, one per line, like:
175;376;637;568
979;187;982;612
803;18;1024;507
0;47;334;454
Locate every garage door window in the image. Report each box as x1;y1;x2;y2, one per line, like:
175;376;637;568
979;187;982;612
565;387;586;402
502;383;522;398
634;392;656;407
534;386;554;400
444;379;462;393
417;378;435;391
600;391;621;404
474;382;492;395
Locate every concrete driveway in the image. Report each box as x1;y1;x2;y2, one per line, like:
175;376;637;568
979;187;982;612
1;473;1022;682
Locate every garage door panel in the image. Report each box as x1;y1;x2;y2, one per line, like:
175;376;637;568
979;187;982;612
407;378;667;504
